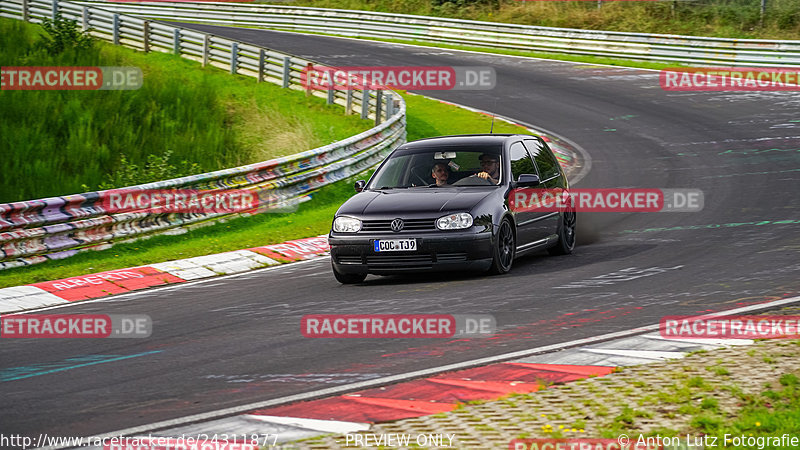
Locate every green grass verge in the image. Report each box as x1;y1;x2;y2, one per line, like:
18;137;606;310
0;17;371;203
0;93;530;288
287;0;800;40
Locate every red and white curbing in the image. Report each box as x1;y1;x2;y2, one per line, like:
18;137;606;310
0;236;331;314
142;333;752;446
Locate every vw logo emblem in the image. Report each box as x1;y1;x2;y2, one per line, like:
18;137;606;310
390;218;404;232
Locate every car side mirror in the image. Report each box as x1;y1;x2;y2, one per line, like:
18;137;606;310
354;180;366;192
516;174;540;187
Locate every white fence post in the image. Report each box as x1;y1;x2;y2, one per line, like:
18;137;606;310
361;89;370;119
345;90;353;115
143;21;150;52
230;42;238;74
81;6;89;32
112;14;120;45
257;49;265;83
282;57;291;88
374;90;383;126
173;29;180;55
202;35;209;67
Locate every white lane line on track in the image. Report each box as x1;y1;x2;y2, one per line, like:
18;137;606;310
43;295;800;449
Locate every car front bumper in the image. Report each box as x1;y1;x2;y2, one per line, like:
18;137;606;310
329;231;494;275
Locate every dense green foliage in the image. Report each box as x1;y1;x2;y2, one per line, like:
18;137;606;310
290;0;800;39
0;17;370;203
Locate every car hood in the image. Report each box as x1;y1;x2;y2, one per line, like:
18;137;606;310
339;188;495;216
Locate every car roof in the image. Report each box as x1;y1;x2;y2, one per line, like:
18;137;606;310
400;134;538;149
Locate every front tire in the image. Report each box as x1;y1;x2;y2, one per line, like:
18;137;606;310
548;210;576;255
332;264;367;284
489;219;515;275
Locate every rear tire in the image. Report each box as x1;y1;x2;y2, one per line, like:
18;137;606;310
489;219;515;275
548;210;576;256
332;264;367;284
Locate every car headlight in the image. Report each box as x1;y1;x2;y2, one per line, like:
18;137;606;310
333;216;362;233
436;213;473;230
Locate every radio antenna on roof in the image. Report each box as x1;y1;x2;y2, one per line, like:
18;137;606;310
489;99;498;134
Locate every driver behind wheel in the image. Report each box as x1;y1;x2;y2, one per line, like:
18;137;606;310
477;153;501;184
431;162;451;186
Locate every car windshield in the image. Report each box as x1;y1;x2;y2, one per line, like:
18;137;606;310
368;146;503;189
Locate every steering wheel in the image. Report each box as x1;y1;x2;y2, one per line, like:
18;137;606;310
453;174;494;186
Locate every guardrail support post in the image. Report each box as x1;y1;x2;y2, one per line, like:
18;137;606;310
257;49;265;83
202;35;210;67
230;42;238;75
143;21;150;52
327;86;335;105
51;0;58;21
173;29;180;55
374;90;383;125
361;88;370;119
345;90;353;115
82;6;89;32
282;57;291;88
22;0;29;21
112;14;120;45
385;93;394;119
305;63;314;96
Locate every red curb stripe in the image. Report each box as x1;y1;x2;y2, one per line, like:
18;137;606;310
251;236;329;261
31;267;185;301
425;378;544;395
252;363;617;424
252;395;455;423
503;362;616;377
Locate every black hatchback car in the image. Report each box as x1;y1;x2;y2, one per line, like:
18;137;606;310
329;134;575;283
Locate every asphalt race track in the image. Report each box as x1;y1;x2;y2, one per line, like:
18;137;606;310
3;24;799;439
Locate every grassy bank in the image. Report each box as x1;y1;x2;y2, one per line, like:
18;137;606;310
288;0;800;40
0;93;530;288
0;17;371;203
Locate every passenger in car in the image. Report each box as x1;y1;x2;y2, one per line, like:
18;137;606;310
431;162;451;186
477;154;501;184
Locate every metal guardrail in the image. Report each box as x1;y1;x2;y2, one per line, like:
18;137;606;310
0;0;407;270
67;1;800;67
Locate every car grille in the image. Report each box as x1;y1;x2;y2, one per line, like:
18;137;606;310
337;252;467;266
361;218;437;233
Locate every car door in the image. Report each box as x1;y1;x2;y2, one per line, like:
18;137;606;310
507;140;552;247
523;138;563;238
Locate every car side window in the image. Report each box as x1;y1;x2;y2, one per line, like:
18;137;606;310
509;141;538;182
524;139;561;181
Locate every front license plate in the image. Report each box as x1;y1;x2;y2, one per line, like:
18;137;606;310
374;239;417;252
